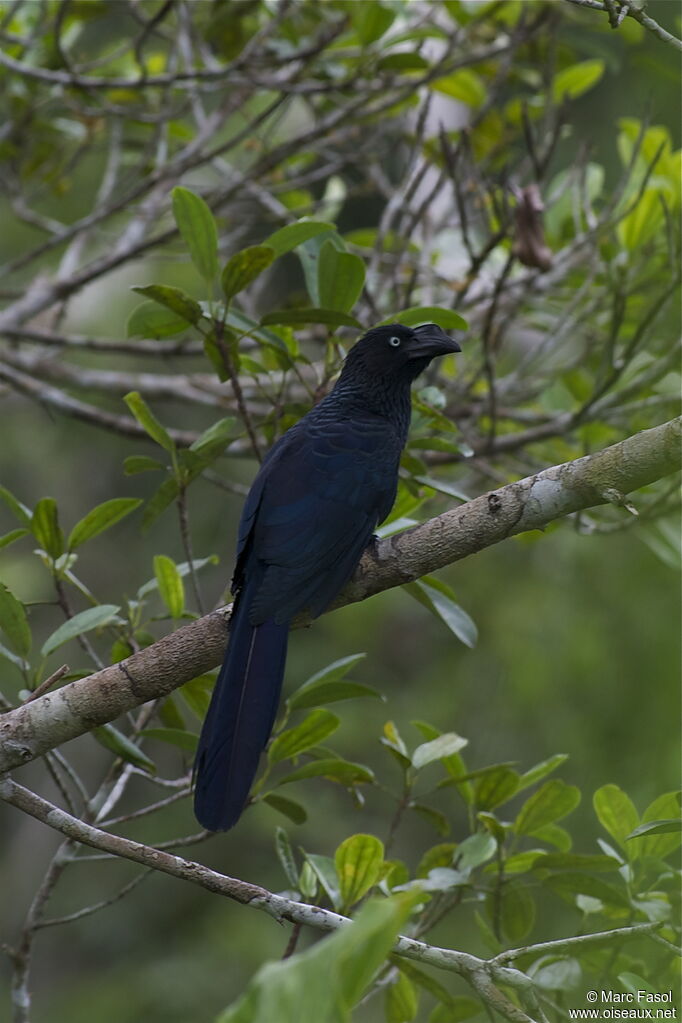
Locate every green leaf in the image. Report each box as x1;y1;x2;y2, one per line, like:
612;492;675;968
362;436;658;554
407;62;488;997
349;0;395;45
126;301;193;339
0;584;31;657
171;186;219;283
456;832;497;872
544;872;629;910
0;528;29;550
494;880;535;943
532;853;621;872
304;853;340;908
260;307;361;328
31;497;63;559
287;654;367;710
430;997;483;1022
268;709;340;764
335;833;385;909
431;69;486;108
262;793;307;825
405;577;477;648
517;753;569;792
515;780;581;836
627;818;682;839
552;59;605;103
0;485;31;526
638;791;682;858
618;187;665;251
67;498;142;550
263;220;335;257
41;605;121;657
179;674;214;719
318;241;365;313
142;477;180;530
274;827;299;887
377;53;430;72
530;957;582;993
276;758;374;788
131;284;203;324
217;894;418;1023
475;767;520;810
593;784;639;851
140;727;198;752
411;803;450;836
190;417;235;454
124;391;175;454
153;555;185;619
377;306;467;330
123;455;165;475
413;732;468;770
288;680;382;712
221;245;275;300
92;723;155;772
385;971;418;1023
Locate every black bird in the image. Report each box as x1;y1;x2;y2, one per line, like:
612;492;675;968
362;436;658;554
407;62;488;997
194;322;461;830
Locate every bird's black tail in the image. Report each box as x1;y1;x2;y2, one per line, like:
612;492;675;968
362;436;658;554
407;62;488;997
193;579;289;831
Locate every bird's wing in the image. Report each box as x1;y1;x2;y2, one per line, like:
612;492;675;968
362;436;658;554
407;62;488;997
240;414;401;624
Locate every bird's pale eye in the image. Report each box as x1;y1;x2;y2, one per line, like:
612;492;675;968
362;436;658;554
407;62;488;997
388;336;401;348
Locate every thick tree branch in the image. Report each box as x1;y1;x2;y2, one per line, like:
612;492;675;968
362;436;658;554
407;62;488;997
0;417;678;773
0;777;661;1023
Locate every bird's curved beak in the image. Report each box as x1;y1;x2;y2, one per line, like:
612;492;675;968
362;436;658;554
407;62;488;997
409;323;462;359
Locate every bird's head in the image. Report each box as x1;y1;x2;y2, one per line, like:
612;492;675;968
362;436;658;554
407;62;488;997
341;322;462;385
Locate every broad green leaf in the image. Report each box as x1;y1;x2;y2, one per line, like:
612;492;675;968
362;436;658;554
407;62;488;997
0;640;28;671
287;654;367;710
142;478;181;530
140;727;197;751
532;853;620;872
349;0;395;45
456;832;496;872
123;455;165;475
544;872;629;910
274;827;299;887
31;498;63;559
297;230;343;304
276;757;374;788
0;485;31;526
171;186;219;283
131;284;203;324
638;791;682;858
263;220;335;256
190;417;235;454
411;803;450;836
413;732;468;770
475;767;520;810
217;894;418;1023
627;818;682;839
288;680;382;712
268;708;340;763
385;971;418;1023
41;604;121;656
395;963;477;1021
126;301;192;339
138;556;219;598
515;780;581;836
262;793;307;825
153;555;185;619
431;69;486;107
304;853;340;908
517;754;569;792
431;997;483;1022
494;880;535;943
593;784;640;851
335;833;385;910
124;391;175;454
552;59;605;103
260;307;361;329
533;823;572;852
179;674;214;719
618;187;665;251
92;723;155;772
417;843;456;878
0;584;31;657
318;241;365;313
67;498;142;550
377;306;467;330
529;957;582;992
222;245;275;301
405;577;477;648
0;528;29;549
